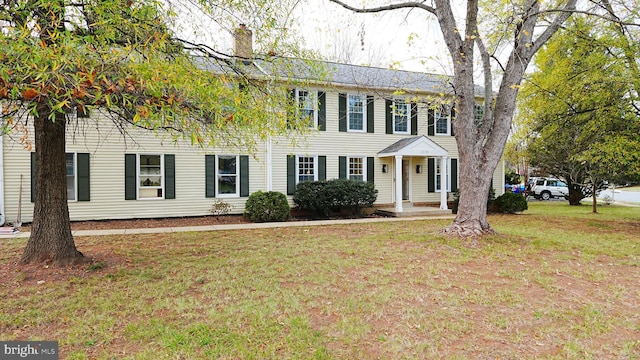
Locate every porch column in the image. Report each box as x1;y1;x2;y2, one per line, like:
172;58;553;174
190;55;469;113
395;155;403;212
440;156;448;210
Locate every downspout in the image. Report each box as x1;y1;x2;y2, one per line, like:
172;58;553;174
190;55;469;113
266;138;273;191
253;62;273;192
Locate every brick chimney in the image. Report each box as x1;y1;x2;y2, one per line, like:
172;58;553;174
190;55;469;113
234;24;253;60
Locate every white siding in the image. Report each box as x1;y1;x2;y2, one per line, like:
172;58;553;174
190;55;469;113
1;88;504;223
2;114;266;222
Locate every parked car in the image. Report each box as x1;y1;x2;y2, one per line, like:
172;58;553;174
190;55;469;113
530;178;569;200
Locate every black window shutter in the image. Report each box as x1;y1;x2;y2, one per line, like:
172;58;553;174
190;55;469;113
77;153;90;201
30;152;36;203
427;158;435;193
338;93;347;132
124;154;137;200
385;99;393;134
287;155;295;195
338;156;347;179
367;95;374;133
411;102;418;135
450;105;456;137
367;157;375;183
428;108;435;136
318;91;326;131
164;154;175;199
451;158;458;191
240;155;249;197
318;156;326;181
205;155;216;198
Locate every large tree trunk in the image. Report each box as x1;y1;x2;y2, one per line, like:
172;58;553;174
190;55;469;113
20;105;83;265
567;182;584;205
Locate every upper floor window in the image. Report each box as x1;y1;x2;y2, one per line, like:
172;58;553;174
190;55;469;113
436;104;450;135
297;156;317;183
348;156;366;181
348;94;366;132
393;99;409;134
296;89;317;128
474;104;484;126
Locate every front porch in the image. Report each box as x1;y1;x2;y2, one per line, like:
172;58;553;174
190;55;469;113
378;136;451;214
376;203;453;218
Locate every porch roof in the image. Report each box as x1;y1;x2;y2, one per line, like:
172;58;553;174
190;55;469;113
377;135;449;157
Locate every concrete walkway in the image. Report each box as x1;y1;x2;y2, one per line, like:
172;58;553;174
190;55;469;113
2;214;456;239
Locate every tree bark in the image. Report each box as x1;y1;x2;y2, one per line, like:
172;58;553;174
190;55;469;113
591;181;598;214
567;182;584;206
20;105;84;265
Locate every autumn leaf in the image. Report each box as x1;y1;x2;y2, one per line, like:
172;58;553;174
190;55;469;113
23;88;39;99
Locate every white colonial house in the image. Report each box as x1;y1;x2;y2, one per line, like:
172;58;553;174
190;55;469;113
0;30;505;224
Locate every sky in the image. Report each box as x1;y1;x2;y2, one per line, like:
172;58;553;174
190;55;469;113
171;0;453;75
295;1;452;74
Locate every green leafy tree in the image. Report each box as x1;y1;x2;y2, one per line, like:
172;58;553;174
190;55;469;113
0;0;316;265
519;16;640;211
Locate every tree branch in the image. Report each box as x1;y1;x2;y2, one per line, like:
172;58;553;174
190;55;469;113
327;0;435;14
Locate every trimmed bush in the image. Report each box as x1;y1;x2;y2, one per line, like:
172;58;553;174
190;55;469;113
244;191;290;223
292;180;332;217
493;192;528;214
328;178;378;216
293;179;378;218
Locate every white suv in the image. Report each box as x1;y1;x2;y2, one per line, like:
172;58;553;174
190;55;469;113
531;178;568;200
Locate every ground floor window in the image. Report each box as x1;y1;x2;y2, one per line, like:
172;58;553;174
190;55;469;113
297;156;317;183
216;155;239;197
138;154;163;199
348;156;365;181
66;153;77;201
435;158;457;192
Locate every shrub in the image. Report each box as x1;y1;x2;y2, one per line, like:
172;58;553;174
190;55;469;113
244;191;290;223
493;192;528;214
292;180;332;217
293;179;378;218
326;178;377;216
209;199;233;217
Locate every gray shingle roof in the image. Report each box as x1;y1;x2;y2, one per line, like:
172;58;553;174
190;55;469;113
378;136;424;154
192;56;483;96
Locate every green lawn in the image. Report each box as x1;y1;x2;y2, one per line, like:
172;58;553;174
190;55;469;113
1;202;639;359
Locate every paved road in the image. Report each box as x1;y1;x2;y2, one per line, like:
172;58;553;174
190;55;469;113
599;190;640;204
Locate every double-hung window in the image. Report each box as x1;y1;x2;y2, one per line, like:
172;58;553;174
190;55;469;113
297;156;317;183
348;94;365;132
66;153;77;201
296;89;317;128
138;154;163;199
216;155;239;197
393;99;409;134
474;104;484;126
436;104;450;135
435;159;450;192
32;152;90;203
348;156;365;181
